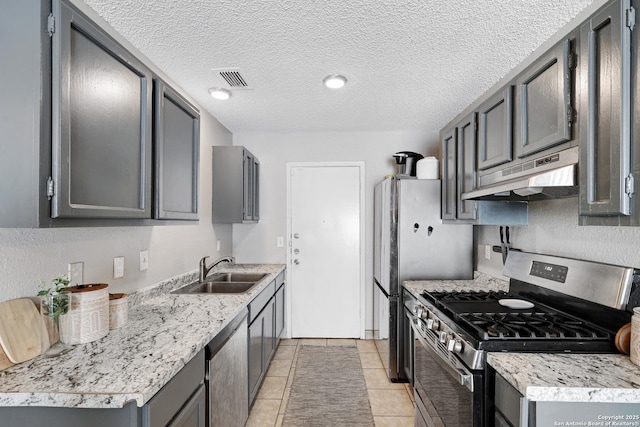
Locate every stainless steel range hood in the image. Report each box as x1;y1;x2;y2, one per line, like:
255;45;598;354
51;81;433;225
462;146;579;201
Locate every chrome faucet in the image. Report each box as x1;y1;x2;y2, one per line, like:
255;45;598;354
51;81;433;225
199;256;235;282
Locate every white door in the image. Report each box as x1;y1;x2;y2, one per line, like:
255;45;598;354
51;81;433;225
288;163;364;338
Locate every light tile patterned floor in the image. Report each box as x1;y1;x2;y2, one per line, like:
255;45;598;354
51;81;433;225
245;339;415;427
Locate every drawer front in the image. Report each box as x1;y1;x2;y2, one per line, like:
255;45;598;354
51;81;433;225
248;279;275;324
143;350;205;427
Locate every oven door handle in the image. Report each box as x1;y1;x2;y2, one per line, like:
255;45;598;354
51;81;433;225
412;321;474;392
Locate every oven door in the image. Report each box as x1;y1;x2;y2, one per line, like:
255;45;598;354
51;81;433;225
412;320;483;427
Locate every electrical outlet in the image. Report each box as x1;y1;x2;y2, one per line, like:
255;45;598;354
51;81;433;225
68;262;84;286
139;250;149;271
216;240;221;251
113;256;125;279
485;245;491;260
277;237;284;248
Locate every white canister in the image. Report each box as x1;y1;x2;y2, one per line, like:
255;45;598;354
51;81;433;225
59;284;110;344
109;293;128;330
631;307;640;366
416;157;439;179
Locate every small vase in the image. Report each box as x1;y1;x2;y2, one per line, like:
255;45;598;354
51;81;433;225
40;293;71;358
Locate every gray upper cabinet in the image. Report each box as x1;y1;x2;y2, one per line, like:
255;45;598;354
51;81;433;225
579;0;634;222
153;79;200;220
441;127;458;221
477;86;514;171
456;113;478;220
50;0;153;219
442;114;477;222
212;146;260;223
515;39;574;158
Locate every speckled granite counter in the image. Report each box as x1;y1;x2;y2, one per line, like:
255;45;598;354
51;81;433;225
489;353;640;402
404;273;640;403
403;271;509;298
0;264;285;409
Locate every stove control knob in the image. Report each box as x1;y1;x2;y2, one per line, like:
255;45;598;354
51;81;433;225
438;331;449;343
447;338;464;353
426;318;440;331
413;305;427;320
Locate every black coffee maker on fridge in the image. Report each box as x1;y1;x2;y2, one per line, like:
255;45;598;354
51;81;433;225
393;151;424;176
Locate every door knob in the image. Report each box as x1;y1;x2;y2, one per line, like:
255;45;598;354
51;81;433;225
294;259;301;265
293;233;300;239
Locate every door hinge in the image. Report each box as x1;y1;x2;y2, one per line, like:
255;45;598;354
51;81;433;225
626;6;636;30
46;177;55;200
47;13;55;37
566;106;574;125
567;52;577;70
625;174;634;196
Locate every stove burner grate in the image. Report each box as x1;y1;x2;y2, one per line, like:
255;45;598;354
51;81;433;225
459;312;610;340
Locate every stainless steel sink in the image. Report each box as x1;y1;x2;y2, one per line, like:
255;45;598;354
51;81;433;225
172;273;267;294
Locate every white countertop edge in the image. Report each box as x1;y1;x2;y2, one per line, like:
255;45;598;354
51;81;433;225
526;387;640;403
0;392;142;409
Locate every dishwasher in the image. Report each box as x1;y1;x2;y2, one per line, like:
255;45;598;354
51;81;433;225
206;308;248;427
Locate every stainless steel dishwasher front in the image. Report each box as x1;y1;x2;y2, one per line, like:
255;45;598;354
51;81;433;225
206;308;248;427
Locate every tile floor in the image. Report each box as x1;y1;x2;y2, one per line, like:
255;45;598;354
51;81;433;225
245;339;415;427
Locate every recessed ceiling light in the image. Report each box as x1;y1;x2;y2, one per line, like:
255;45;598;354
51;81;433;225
323;74;348;89
208;87;232;100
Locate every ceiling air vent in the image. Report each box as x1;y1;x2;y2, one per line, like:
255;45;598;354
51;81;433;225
213;68;253;90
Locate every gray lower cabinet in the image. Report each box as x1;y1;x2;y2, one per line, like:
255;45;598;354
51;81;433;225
579;0;635;224
153;79;200;220
212;146;260;223
247;272;286;407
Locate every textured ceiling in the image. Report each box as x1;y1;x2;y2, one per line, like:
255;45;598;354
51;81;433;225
83;0;594;133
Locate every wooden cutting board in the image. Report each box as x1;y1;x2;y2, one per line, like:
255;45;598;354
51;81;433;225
0;346;13;371
0;298;43;363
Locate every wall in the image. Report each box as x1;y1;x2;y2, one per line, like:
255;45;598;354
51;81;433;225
0;111;233;302
232;130;439;332
476;197;640;279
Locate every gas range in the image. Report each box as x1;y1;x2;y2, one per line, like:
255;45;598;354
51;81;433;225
412;251;639;370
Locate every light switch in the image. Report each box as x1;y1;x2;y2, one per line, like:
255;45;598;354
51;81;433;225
68;262;84;286
114;256;125;279
139;250;149;271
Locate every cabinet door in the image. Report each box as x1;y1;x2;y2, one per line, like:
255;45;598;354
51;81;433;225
253;158;260;221
262;298;275;366
51;0;152;219
153;79;200;220
248;315;263;403
243;150;254;221
477;86;514;171
167;384;206;427
275;284;285;339
516;39;573;158
456;113;477;220
579;0;632;217
441;127;457;220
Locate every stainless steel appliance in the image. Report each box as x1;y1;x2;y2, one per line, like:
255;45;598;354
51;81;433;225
373;176;473;381
410;251;639;426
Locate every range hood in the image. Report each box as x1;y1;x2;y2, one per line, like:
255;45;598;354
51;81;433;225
462;146;579;201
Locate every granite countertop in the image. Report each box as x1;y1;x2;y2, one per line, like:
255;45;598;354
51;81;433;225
489;353;640;403
402;271;509;298
0;264;285;409
403;272;640;403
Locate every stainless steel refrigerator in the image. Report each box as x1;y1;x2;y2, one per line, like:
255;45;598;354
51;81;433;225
373;176;473;381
